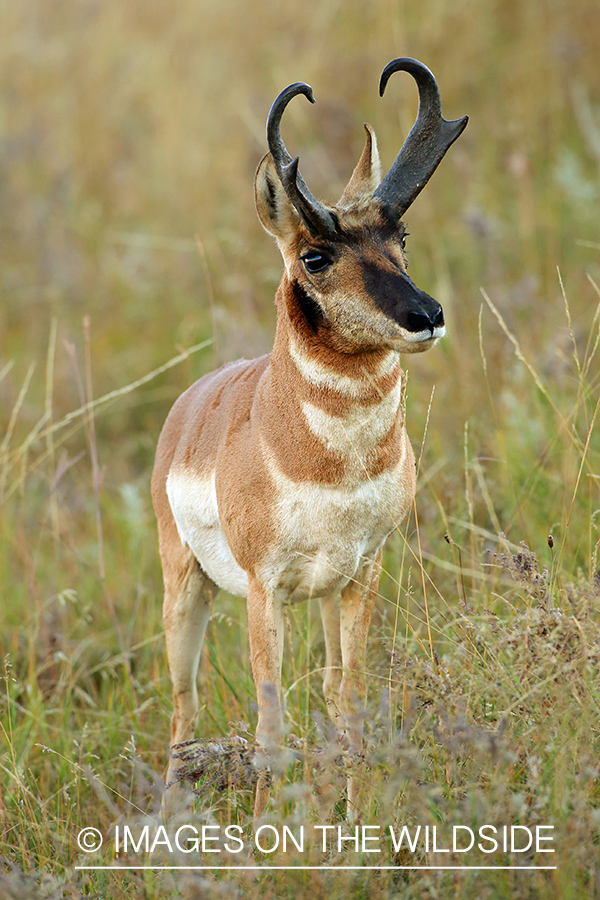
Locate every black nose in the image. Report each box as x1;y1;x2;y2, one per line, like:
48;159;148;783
432;305;444;328
406;304;444;334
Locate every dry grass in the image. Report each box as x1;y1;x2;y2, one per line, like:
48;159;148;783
2;0;600;897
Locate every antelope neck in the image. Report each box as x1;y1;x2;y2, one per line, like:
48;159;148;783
255;280;405;484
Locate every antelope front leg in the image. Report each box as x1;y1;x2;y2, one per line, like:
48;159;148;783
247;577;284;819
319;592;343;731
339;551;381;819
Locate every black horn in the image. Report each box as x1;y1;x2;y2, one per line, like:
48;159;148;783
267;83;337;238
374;58;468;217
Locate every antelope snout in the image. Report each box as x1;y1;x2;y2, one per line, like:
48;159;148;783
405;301;444;335
400;284;445;345
364;263;445;343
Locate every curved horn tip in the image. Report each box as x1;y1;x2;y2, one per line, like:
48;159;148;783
290;82;315;104
379;57;435;97
298;84;316;105
269;82;315;119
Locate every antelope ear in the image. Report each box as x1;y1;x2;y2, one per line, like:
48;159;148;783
255;153;300;239
338;124;381;206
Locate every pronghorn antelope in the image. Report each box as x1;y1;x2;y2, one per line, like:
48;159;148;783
152;57;467;818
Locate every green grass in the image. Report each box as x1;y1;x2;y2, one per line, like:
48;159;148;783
2;0;600;896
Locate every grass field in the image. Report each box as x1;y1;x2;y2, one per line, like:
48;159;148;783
2;0;600;897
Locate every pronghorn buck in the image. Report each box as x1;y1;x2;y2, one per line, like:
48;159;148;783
152;57;467;817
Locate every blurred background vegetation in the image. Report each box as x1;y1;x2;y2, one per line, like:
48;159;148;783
1;0;600;897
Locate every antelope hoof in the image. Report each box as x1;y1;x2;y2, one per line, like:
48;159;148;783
253;768;271;822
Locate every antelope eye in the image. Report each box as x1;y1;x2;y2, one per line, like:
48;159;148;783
302;251;331;274
400;232;410;251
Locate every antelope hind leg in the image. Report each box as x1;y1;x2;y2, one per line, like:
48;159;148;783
161;544;217;812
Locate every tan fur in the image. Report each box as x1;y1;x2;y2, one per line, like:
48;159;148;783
152;100;444;820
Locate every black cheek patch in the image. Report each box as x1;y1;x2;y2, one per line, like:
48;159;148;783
291;280;326;333
361;260;422;324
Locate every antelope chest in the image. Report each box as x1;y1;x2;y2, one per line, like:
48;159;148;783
260;448;414;603
165;427;413;604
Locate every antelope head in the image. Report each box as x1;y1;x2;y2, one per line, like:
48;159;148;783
255;58;468;355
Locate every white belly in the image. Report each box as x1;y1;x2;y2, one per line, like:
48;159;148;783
166;469;249;597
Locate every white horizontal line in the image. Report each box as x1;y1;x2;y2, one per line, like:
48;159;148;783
75;865;557;871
